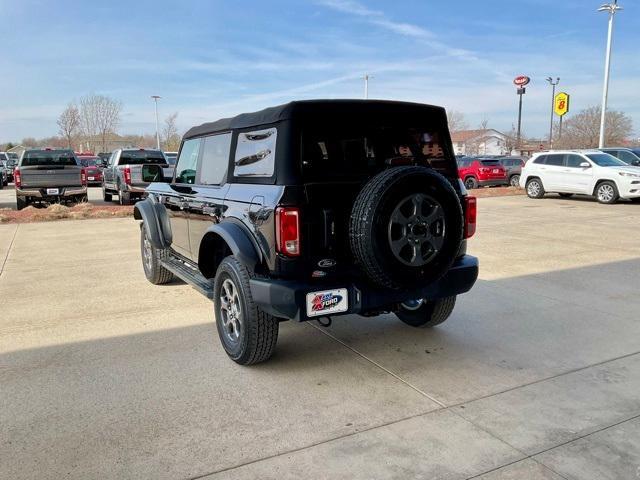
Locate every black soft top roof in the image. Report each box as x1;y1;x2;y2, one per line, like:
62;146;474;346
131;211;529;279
184;99;447;139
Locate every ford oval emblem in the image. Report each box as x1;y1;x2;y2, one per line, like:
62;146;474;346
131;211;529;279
318;259;336;268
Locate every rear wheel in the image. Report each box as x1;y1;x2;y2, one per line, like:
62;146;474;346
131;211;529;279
396;296;457;328
16;196;28;210
464;176;478;190
102;184;112;202
213;256;279;365
526;178;545;199
595;181;618;204
510;174;520;188
118;184;131;205
140;225;174;284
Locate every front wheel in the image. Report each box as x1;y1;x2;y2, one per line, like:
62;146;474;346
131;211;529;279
595;181;619;204
140;225;174;284
396;296;456;328
214;256;279;365
526;178;545;199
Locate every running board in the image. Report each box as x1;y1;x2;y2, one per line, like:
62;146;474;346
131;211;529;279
161;256;214;299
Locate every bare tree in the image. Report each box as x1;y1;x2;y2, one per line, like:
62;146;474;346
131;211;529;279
79;94;122;152
555;105;633;149
464;119;492;155
447;110;468;133
162;112;181;151
57;103;81;149
503;124;519;154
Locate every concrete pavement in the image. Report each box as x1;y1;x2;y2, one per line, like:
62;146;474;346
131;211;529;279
1;195;639;479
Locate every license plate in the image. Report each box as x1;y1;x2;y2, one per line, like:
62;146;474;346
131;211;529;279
88;176;95;181
46;188;59;195
492;169;500;173
306;289;348;317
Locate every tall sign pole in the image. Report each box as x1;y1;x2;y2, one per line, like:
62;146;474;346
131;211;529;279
513;75;530;152
546;77;560;148
597;1;623;148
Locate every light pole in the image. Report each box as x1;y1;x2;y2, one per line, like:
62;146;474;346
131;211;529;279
151;95;161;149
597;1;623;148
363;74;373;99
546;77;560;148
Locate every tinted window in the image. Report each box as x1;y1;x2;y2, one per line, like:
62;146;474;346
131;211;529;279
458;159;472;168
175;139;201;184
119;150;166;165
0;153;7;161
565;154;585;168
533;155;547;164
21;150;78;166
617;150;640;164
234;128;277;177
585;153;626;167
480;160;500;166
545;155;564;166
200;133;232;185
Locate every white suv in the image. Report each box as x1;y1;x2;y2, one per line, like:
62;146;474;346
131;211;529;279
520;150;640;204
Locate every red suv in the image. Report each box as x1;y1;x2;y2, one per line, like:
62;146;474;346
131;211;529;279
457;157;508;190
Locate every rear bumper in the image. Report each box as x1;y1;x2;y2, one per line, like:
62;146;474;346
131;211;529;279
16;186;87;198
250;255;479;322
478;179;508;187
124;185;147;194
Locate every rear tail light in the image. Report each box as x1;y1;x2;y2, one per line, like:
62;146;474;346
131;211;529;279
464;196;477;239
80;168;87;187
123;166;131;185
14;168;21;188
275;207;301;257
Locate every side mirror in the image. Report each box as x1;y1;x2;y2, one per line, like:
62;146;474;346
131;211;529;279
580;162;591;168
632;160;640;167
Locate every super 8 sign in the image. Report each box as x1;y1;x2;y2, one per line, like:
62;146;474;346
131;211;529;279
554;92;570;116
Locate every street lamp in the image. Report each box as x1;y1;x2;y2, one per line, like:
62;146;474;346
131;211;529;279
363;74;374;99
151;95;161;150
597;1;623;148
546;77;560;148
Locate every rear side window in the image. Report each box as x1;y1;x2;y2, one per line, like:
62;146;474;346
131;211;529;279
234;128;277;177
533;155;547;164
119;150;166;165
545;155;564;166
21;150;78;166
480;160;500;166
175;139;201;184
565;154;585;168
200;133;232;185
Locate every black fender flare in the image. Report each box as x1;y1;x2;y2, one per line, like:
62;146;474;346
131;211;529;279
133;197;172;249
199;221;261;275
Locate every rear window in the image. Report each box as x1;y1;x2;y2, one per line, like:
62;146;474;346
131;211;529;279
21;150;78;166
79;157;100;167
480;160;500;166
119;150;166;165
0;153;7;161
301;126;453;181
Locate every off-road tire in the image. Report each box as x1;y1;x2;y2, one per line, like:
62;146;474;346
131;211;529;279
396;296;456;328
526;177;545;199
102;185;112;202
595;181;619;204
140;224;174;285
464;176;478;190
214;256;279;365
16;196;28;210
350;166;463;290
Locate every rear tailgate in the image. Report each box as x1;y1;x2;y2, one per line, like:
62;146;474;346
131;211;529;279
20;166;83;188
479;160;506;179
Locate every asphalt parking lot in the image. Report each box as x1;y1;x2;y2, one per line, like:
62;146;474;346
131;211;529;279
1;195;639;479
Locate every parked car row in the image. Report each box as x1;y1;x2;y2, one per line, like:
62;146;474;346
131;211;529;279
456;155;525;190
520;149;640;204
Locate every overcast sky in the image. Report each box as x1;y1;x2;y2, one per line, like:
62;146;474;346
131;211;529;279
0;0;638;143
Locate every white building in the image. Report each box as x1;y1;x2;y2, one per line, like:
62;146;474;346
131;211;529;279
451;129;509;156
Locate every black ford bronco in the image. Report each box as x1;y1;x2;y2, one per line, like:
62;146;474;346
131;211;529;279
135;100;478;365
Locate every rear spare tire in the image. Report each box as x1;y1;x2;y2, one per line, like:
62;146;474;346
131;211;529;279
349;166;463;290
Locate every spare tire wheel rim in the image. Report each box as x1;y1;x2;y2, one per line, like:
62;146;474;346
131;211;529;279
388;193;446;267
402;298;425;311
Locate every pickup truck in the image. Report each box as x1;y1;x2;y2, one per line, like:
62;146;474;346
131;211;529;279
14;149;88;210
102;148;170;205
